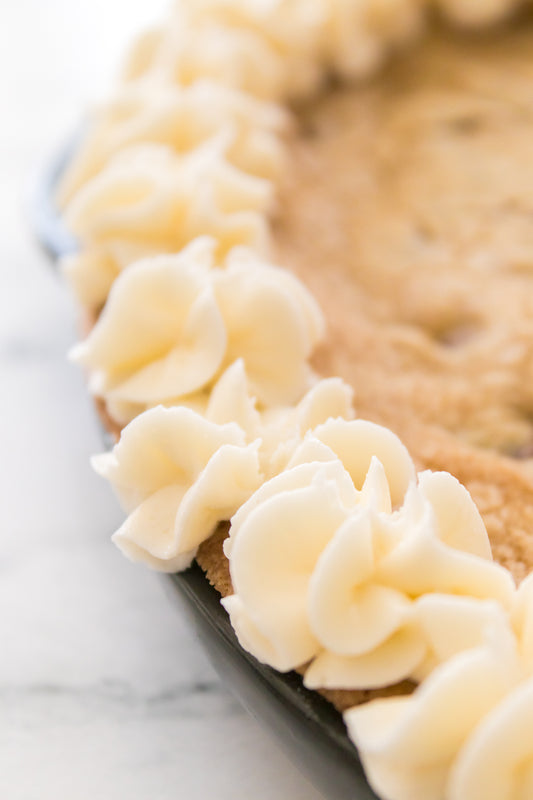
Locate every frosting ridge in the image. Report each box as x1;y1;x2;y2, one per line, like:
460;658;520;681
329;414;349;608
223;419;513;695
344;602;533;800
58;80;287;208
93;404;263;571
71;237;325;423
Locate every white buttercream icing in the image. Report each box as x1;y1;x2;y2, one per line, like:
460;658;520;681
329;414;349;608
93;366;354;571
185;0;329;93
305;625;427;691
319;0;426;80
187;0;428;85
62;239;166;312
206;359;355;477
223;419;513;692
123;10;307;101
448;677;533;800
344;601;533;800
58;80;288;208
375;478;514;607
512;573;533;671
122;2;326;102
64;139;272;253
411;594;515;682
71;237;324;424
93;404;263;571
61;137;274;310
224;463;356;671
312;417;415;508
307;508;416;659
185;0;328;54
436;0;522;27
184;0;522;80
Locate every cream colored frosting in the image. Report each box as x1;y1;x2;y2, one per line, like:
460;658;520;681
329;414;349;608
71;237;324;424
206;359;355;477
58;79;288;207
185;0;328;53
448;677;533;800
65;139;272;252
223;419;514;687
93;404;263;571
98;363;354;572
123;3;324;102
124;1;428;96
223;459;357;670
318;0;425;80
62;139;273;310
436;0;523;27
62;240;162;312
344;590;533;800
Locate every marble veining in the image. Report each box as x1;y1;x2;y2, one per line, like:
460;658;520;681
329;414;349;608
2;678;240;720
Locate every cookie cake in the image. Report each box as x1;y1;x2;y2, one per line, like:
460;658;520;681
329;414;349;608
57;2;533;798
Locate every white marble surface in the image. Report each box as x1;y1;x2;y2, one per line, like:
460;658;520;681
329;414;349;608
0;3;325;798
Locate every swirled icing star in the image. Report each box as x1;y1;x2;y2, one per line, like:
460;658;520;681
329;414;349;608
222;419;514;690
62;138;272;309
93;404;263;571
344;608;527;800
71;237;324;424
58;79;287;208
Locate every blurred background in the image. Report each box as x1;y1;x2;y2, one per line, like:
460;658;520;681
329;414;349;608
0;2;323;798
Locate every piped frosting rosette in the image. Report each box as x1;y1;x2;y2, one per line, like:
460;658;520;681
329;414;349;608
58;80;287;210
344;574;533;800
222;418;515;684
94;377;356;571
70;237;325;425
92;405;263;572
122;1;326;101
205;360;355;478
62;139;273;310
